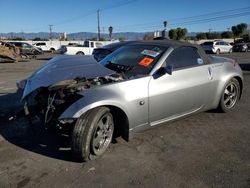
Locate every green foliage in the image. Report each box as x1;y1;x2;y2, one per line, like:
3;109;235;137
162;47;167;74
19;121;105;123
169;28;187;40
169;29;177;40
8;37;25;41
231;23;248;37
99;38;106;41
196;32;221;40
206;32;221;39
32;37;49;41
196;33;207;40
221;31;234;38
242;34;250;42
118;37;128;42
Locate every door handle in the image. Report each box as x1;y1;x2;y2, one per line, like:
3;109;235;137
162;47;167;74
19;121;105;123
208;67;213;80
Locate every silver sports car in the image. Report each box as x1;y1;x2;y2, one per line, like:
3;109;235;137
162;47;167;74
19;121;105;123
17;40;243;161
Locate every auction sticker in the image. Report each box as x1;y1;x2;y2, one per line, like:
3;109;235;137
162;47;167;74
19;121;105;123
139;57;154;67
141;49;160;57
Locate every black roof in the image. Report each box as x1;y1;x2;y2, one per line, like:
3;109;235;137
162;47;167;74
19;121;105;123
98;41;136;51
127;40;199;49
96;40;209;63
129;40;209;63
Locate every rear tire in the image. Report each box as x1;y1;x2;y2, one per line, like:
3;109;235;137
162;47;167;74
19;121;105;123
76;52;84;55
217;78;240;113
71;107;114;161
50;48;55;53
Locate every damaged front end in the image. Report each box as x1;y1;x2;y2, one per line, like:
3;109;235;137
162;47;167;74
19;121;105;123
20;55;123;128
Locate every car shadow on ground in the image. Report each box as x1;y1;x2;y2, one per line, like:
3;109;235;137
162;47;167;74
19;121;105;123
0;92;81;163
240;63;250;71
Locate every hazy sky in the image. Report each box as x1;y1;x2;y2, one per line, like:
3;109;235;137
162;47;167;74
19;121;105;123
0;0;249;33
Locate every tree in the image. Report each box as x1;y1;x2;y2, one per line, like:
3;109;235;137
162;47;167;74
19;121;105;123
206;32;221;39
32;37;49;41
221;31;234;38
118;37;127;42
231;23;248;40
169;29;177;40
8;37;25;41
243;34;250;42
196;33;207;40
169;27;187;40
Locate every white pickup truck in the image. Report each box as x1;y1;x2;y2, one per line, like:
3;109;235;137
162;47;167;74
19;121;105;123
60;41;104;55
33;42;59;53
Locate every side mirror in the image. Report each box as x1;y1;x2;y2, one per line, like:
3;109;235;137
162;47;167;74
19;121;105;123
165;64;173;75
153;64;173;79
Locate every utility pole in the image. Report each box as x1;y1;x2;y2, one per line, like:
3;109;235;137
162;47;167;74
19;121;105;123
97;9;101;41
162;20;167;38
49;25;53;40
109;26;113;40
208;28;212;33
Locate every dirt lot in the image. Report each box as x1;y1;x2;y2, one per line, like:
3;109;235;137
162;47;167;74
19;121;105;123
0;52;250;188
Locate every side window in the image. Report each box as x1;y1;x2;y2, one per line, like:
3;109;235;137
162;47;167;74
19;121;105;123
91;42;94;48
166;47;203;69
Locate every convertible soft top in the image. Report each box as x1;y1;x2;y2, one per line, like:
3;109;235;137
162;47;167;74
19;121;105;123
127;40;210;64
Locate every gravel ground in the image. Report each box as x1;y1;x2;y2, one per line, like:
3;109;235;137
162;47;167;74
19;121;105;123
0;52;250;188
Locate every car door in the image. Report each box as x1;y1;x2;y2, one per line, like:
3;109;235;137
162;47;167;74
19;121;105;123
148;46;213;125
220;42;226;52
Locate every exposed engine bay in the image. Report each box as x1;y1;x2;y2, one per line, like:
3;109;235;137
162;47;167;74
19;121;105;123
24;73;124;126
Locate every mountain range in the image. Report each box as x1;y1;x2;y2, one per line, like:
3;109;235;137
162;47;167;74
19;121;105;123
0;32;149;40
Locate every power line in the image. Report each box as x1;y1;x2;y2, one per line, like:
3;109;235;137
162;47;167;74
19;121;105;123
52;0;138;26
112;8;250;32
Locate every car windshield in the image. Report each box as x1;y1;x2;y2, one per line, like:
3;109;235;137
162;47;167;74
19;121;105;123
100;45;167;76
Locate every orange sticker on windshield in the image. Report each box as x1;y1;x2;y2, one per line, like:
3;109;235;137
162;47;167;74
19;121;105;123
139;57;154;67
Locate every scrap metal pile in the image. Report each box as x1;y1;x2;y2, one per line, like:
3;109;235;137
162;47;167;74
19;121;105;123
0;41;28;62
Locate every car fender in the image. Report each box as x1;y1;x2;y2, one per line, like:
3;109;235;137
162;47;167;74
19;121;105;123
59;88;131;124
211;64;243;108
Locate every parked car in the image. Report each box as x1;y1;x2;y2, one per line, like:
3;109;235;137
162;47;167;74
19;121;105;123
232;42;250;52
9;42;43;55
201;40;232;54
17;40;243;161
61;41;104;55
92;41;136;62
33;42;57;53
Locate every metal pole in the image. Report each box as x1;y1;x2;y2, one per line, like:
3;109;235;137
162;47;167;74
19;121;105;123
97;10;101;41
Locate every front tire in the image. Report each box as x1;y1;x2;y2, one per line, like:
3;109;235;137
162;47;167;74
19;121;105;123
71;107;114;161
218;78;240;113
216;49;220;54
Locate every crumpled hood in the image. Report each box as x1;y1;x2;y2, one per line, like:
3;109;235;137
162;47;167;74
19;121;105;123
22;55;115;99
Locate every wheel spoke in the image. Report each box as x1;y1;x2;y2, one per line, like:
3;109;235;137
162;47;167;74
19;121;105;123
230;84;234;93
225;89;230;95
232;91;236;97
93;132;102;149
224;97;230;105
